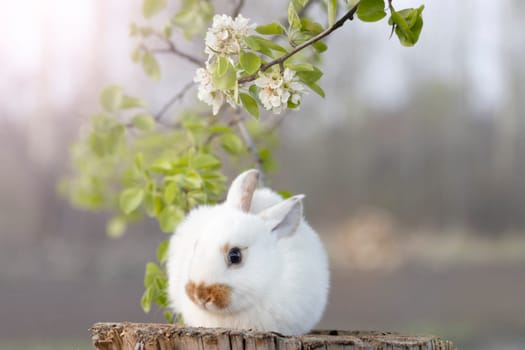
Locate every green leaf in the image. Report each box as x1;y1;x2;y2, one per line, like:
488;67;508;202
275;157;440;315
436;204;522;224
300;18;324;35
278;190;292;199
132;113;156;131
172;0;214;39
156;240;170;264
144;262;164;286
357;0;386;22
121;95;148;109
288;2;302;30
328;0;337;27
256;22;285;35
142;0;166;19
192;154;221;169
142;51;161;81
296;65;323;84
389;6;424;47
163;182;178;204
312;41;328;53
163;310;174;323
141;286;153;313
239;52;261;74
245;36;287;53
145;192;164;216
182;171;203;190
239;93;259;119
100;85;123;112
217;56;229;76
220;134;245;155
305;81;325;97
158;205;184;233
119;187;145;214
287;63;314;72
106;216;127;238
211;59;237;90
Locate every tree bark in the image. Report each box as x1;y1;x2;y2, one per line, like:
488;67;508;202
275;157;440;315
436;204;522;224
91;322;455;350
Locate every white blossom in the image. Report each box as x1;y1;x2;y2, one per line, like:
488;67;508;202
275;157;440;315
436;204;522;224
255;68;305;114
204;14;256;58
194;64;237;115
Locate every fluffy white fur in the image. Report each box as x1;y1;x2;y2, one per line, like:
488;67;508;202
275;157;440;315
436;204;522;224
167;171;329;335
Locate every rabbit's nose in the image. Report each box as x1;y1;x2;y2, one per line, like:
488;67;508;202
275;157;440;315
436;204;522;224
185;280;232;310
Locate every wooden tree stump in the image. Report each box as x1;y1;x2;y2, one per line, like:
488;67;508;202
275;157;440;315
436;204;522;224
91;322;455;350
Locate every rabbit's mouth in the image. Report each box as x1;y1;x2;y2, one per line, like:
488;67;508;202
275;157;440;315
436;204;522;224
185;280;232;311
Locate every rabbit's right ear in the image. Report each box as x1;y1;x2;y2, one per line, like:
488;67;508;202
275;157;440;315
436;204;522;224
258;195;304;239
225;169;260;212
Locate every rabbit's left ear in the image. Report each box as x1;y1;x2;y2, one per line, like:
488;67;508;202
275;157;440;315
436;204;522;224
225;169;259;212
258;195;304;239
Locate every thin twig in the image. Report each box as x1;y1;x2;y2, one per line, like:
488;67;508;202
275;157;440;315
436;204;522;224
155;81;195;121
238;2;360;84
236;114;266;186
152;34;203;66
231;0;246;17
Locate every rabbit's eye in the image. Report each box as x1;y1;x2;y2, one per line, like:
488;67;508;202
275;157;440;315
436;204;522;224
227;247;242;265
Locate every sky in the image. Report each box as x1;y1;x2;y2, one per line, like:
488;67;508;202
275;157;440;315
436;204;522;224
0;0;520;122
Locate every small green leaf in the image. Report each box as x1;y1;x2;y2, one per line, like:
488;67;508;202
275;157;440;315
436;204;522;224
132;113;156;131
192;154;221;169
100;85;123;112
239;52;261;74
239;93;259;119
217;56;229;77
142;51;161;81
119;187;145;214
221;134;245;155
142;0;166;19
300;18;324;35
245;36;287;53
288;2;302;30
328;0;337;27
164;310;174;323
145;192;163;216
211;60;237;90
256;22;285;35
296;66;323;84
312;41;328;53
305;81;325;97
121;95;148;109
287;63;314;72
163;182;178;204
278;190;292;199
357;0;386;22
389;6;424;47
182;171;203;190
141;286;153;313
106;216;127;238
156;240;170;264
158;205;184;233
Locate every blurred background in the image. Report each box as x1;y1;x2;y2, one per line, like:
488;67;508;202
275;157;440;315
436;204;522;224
1;0;524;349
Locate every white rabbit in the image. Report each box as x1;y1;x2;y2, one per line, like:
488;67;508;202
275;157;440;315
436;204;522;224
166;169;329;335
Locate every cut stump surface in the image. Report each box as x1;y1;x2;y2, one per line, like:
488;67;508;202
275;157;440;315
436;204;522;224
91;322;455;350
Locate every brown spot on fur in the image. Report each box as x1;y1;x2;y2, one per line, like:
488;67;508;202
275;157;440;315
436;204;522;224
221;243;230;255
185;281;232;309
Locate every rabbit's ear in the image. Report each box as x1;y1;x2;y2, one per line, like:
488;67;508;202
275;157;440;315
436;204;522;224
258;195;304;239
225;169;260;212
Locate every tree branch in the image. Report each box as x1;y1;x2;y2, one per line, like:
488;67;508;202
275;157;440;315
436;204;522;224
238;2;360;84
231;0;246;17
155;81;195;122
236;114;266;186
151;34;203;66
